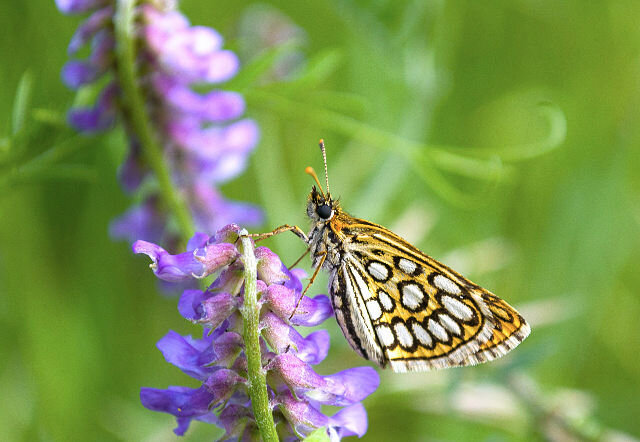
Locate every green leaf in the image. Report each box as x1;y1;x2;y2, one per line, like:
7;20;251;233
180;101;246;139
307;90;369;117
0;137;9;157
32;108;68;127
302;427;330;442
287;48;343;88
225;41;301;92
30;164;96;183
11;71;34;136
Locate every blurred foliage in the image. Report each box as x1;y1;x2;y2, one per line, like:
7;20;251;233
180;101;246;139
1;1;639;441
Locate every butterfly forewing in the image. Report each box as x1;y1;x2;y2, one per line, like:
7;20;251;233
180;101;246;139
330;217;530;372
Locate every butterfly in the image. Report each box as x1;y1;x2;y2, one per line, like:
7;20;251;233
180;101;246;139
256;140;530;372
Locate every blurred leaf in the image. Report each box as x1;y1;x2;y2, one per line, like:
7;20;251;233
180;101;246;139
20;164;96;183
287;48;343;88
0;137;9;158
225;41;301;92
0;130;95;192
302;427;330;442
307;90;369;118
11;71;33;136
32;108;68;127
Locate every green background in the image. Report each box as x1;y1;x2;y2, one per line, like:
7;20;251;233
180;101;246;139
1;1;639;441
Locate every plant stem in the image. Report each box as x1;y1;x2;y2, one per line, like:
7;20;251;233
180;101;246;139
238;230;279;441
245;90;565;170
113;0;194;246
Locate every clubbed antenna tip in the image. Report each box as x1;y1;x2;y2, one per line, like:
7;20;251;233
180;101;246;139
305;166;325;198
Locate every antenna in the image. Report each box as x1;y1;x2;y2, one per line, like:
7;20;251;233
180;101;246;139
305;166;325;198
318;139;330;196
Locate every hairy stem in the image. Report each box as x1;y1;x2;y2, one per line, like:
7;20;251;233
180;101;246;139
113;0;194;246
238;230;279;441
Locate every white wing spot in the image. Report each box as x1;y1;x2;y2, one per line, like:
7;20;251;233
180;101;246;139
428;318;450;342
367;261;390;281
333;295;343;308
366;299;383;321
378;291;394;312
439;313;462;336
376;324;395;348
411;322;433;347
401;283;425;310
434;274;461;294
397;258;417;274
442;295;474;321
394;322;414;349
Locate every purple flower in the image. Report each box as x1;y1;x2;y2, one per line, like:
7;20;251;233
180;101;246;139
108;197;166;244
157;26;239;83
56;0;109;14
261;284;333;326
275;391;369;441
260;313;330;365
178;290;237;329
57;0;263;251
267;353;379;406
140;385;220;436
136;225;378;439
132;240;203;282
67;82;118;132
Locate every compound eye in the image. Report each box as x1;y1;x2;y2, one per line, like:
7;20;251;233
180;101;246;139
316;204;332;219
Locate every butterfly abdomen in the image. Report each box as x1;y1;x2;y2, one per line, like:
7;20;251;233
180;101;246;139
328;260;387;366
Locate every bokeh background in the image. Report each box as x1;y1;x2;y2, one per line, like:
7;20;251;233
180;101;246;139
1;1;639;441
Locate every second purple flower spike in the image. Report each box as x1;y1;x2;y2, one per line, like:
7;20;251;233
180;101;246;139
56;0;263;249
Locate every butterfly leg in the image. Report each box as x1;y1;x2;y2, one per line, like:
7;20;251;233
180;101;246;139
288;247;310;270
249;224;309;243
289;251;327;321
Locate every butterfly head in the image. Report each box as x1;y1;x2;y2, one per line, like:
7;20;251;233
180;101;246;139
307;184;337;222
305;139;339;223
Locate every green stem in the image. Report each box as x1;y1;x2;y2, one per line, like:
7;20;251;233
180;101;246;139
245;90;565;173
238;230;279;442
245;90;502;181
113;0;194;245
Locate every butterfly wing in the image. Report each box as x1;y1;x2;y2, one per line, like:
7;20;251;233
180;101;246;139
335;219;530;372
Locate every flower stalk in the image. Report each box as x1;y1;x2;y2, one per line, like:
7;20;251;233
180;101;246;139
113;0;194;244
238;229;279;441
